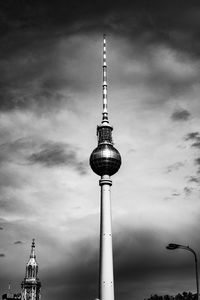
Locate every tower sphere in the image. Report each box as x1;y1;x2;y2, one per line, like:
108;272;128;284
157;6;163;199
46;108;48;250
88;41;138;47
90;143;121;176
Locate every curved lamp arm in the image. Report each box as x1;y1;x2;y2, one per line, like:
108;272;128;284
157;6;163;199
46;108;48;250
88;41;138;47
166;243;199;300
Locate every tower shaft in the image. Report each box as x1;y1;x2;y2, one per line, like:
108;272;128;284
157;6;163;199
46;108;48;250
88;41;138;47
99;175;114;300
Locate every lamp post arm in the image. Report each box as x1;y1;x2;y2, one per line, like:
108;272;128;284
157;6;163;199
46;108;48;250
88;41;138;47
179;246;199;300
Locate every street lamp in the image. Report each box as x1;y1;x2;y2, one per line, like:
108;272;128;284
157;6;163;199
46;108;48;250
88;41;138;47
166;243;199;300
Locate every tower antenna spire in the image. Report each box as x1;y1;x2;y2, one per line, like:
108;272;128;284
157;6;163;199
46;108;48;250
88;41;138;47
102;34;109;124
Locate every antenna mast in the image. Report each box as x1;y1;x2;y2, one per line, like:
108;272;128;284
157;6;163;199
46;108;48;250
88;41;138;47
102;34;108;124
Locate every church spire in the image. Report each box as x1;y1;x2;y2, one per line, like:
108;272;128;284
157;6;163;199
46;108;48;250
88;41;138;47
7;282;12;298
8;282;11;293
26;239;37;276
30;238;36;259
21;240;41;300
102;34;109;124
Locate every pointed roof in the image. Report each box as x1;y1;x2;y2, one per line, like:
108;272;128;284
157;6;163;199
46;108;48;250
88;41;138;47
27;239;37;267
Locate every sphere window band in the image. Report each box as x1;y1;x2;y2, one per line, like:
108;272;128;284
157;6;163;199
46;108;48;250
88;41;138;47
98;126;113;144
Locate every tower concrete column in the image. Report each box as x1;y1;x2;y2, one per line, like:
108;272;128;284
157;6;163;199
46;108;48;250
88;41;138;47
99;175;114;300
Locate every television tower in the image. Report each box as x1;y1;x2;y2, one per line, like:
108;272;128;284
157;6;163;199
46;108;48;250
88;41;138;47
90;35;121;300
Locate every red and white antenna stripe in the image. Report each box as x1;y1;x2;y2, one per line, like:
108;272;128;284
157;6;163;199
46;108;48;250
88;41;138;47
102;34;108;123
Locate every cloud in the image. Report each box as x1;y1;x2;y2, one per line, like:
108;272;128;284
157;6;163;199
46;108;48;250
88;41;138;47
183;187;193;196
0;137;43;166
42;227;198;300
184;132;200;141
194;158;200;173
172;192;180;197
29;143;73;166
0;47;70;113
1;3;200;300
0;138;88;175
171;109;190;121
28;142;88;174
194;158;200;165
188;176;199;183
166;162;185;173
1;1;200;118
0;89;68;113
192;142;200;149
184;133;200;175
14;241;23;245
0;197;33;217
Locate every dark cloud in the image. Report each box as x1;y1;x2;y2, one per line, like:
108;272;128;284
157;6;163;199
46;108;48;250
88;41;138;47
172;192;180;197
29;143;74;166
184;132;200;141
171;109;190;121
1;3;200;300
0;218;7;224
0;254;5;257
0;0;199;56
0;42;71;112
0;138;88;199
0;138;88;175
0;137;37;165
14;241;23;245
42;228;196;300
194;158;200;173
188;176;199;183
192;142;200;149
166;162;185;173
185;133;200;175
0;138;38;191
0;1;200;113
0;1;199;39
0;89;68;112
0;197;34;216
184;187;193;196
76;162;88;175
28;142;88;174
194;158;200;166
4;4;200;67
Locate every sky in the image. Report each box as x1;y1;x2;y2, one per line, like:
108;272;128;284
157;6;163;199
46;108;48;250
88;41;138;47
1;1;200;300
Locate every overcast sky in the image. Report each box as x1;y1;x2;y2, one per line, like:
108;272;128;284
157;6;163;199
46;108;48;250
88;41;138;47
1;1;200;300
